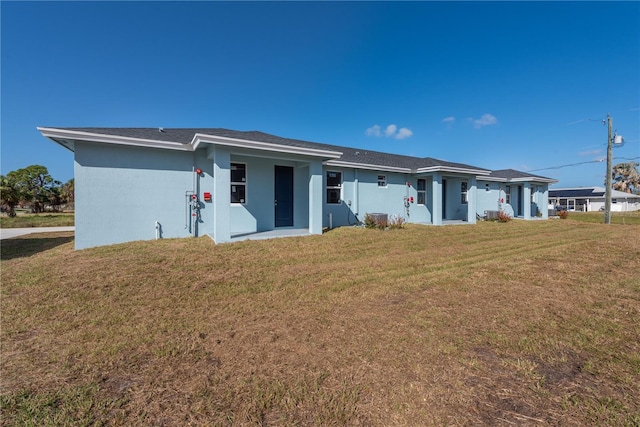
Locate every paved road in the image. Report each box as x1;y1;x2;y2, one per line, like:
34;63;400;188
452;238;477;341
0;226;75;240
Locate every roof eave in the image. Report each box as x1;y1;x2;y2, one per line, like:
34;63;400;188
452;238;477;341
509;177;558;183
323;160;412;173
37;127;190;152
417;166;492;175
191;133;342;159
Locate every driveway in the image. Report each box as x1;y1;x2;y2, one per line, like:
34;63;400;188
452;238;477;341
0;226;75;240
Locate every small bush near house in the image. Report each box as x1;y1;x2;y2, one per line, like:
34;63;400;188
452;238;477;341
388;216;405;230
497;211;512;222
364;213;377;229
364;214;404;230
558;210;569;220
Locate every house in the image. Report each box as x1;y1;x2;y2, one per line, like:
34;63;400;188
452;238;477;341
549;187;640;212
38;127;557;249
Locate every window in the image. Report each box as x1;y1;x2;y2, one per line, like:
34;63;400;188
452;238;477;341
417;179;426;205
485;183;490;192
231;163;246;204
377;175;387;187
461;181;468;204
530;185;537;203
505;185;511;204
326;171;342;204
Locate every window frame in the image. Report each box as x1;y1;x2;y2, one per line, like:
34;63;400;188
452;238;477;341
326;170;342;204
505;185;511;205
461;181;468;204
417;178;426;205
231;162;247;204
377;174;387;188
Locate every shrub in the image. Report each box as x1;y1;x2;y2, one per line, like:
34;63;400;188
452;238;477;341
558;210;569;220
497;211;512;223
388;216;405;230
364;214;377;229
364;214;404;230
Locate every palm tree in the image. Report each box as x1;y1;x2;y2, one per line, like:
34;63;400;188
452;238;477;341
611;162;640;194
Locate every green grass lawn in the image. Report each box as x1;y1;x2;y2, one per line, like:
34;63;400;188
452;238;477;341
1;219;639;426
0;212;74;228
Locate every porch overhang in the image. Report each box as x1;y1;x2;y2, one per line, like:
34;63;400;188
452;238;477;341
192;133;342;160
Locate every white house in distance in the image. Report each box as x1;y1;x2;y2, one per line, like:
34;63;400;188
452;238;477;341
549;187;640;212
38;127;557;249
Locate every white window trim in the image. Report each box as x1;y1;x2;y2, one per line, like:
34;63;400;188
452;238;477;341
231;162;247;204
377;174;387;188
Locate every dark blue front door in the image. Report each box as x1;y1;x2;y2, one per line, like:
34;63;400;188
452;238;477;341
274;166;294;227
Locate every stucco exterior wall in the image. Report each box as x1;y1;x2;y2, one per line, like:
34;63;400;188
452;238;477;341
74;142;212;249
323;168;415;228
225;155;311;234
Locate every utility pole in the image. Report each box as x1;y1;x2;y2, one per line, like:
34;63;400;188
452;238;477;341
604;113;613;224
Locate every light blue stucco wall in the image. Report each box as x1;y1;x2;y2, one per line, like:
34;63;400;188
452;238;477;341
476;181;504;217
323;168;414;228
225;155;311;235
322;169;480;227
72;141;551;249
74;142;213;249
476;180;550;219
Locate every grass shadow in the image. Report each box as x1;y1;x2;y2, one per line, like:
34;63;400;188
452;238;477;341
1;233;74;261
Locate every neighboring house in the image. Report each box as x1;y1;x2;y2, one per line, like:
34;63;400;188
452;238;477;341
38;127;556;249
549;187;640;212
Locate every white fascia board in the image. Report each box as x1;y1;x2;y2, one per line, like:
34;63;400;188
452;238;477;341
477;176;507;182
323;160;412;174
191;133;343;159
417;166;492;175
509;177;558;183
37;127;190;152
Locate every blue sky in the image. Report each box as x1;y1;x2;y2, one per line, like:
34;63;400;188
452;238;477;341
2;1;639;187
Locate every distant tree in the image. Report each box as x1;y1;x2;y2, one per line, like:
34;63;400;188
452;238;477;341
0;175;21;217
61;178;74;208
6;165;61;213
610;161;640;194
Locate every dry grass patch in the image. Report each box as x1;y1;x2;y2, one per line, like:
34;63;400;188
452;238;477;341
1;220;639;425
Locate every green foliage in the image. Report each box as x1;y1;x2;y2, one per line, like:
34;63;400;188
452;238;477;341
0;175;21;216
610;161;639;194
0;166;73;214
364;213;377;229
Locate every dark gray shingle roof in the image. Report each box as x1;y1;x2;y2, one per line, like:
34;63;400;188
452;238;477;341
56;127;492;172
51;127;558;181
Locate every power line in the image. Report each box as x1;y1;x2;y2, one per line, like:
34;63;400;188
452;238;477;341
529;156;639;172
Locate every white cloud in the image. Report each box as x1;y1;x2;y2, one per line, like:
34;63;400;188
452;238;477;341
395;128;413;139
470;113;498;128
385;124;397;137
365;125;381;137
365;123;413;140
441;116;455;123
